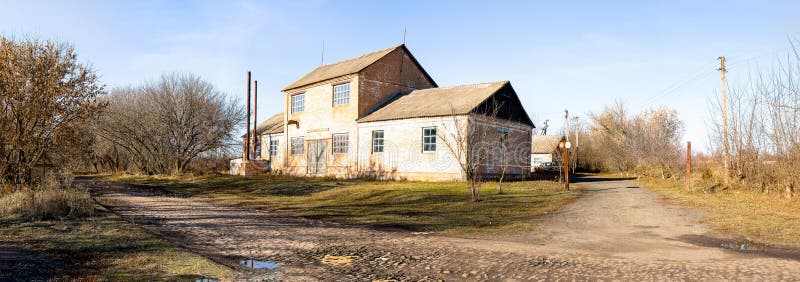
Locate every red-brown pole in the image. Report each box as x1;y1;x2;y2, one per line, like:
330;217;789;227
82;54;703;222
686;141;692;191
245;71;251;162
564;144;570;191
253;80;258;160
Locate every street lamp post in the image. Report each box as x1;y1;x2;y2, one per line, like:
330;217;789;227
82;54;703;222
559;140;572;191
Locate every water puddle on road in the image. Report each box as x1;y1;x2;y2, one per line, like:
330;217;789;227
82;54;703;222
720;242;768;252
239;259;280;270
195;279;217;282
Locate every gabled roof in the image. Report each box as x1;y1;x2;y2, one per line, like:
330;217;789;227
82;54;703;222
531;135;562;154
241;112;284;138
357;81;514;123
282;44;436;91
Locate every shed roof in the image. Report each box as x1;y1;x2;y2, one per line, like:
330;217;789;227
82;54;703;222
531;135;562;154
242;112;284;138
282;44;436;91
357;81;510;123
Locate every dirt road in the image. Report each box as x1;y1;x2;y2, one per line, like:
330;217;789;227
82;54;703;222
85;178;800;281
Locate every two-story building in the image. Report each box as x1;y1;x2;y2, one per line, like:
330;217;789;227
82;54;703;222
250;44;534;181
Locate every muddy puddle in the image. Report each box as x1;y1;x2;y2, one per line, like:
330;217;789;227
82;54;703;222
679;234;800;260
239;259;279;270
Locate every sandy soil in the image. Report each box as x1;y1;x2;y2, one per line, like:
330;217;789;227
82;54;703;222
83;177;800;281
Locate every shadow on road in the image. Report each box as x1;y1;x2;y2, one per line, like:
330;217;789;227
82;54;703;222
572;176;637;183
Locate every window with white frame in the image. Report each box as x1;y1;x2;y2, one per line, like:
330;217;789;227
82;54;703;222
422;127;437;152
291;94;305;113
291;137;304;155
332;133;349;154
269;139;279;156
372;130;384;153
333;83;350;106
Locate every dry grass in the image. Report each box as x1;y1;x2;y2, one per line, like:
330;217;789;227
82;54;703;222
112;174;579;235
0;205;233;280
1;173;94;220
638;176;800;247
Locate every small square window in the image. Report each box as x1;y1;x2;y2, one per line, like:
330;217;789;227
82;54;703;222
333;83;350;106
332;133;349;154
291;94;305;113
422;127;436;152
372;130;384;153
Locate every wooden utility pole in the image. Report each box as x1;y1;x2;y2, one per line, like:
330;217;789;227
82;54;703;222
253;80;258;160
686;141;692;191
718;56;730;183
245;71;251;162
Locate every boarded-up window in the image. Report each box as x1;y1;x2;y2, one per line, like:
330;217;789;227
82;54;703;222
333;83;350;106
291;137;304;155
372;130;384;153
291;94;305;113
332;133;348;154
422;127;436;152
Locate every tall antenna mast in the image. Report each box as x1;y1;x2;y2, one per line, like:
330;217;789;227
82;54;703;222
320;40;325;66
403;27;407;44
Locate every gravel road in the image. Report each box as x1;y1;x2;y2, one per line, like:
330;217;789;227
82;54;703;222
85;178;800;281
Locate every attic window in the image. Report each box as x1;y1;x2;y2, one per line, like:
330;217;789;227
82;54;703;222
333;83;350;106
291;94;305;113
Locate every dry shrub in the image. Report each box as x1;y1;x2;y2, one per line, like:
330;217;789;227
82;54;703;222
0;173;94;220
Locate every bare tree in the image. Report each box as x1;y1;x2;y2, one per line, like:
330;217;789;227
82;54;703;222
0;37;105;187
96;73;242;175
439;102;505;202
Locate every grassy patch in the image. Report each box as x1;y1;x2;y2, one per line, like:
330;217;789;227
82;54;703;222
0;206;232;281
112;174;578;235
638;177;800;247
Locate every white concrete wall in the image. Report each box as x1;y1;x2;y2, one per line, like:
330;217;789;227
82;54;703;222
357;116;467;181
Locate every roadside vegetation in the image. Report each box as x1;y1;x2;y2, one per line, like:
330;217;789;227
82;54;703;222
111;174;578;235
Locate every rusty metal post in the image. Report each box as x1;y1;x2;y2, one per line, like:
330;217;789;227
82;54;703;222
564;143;570;191
245;71;251;162
686;141;692;191
253;80;258;160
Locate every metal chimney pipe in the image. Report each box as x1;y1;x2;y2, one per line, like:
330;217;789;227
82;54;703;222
253;80;258;160
245;71;251;161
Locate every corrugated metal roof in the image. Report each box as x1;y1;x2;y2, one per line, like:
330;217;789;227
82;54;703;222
531;135;562;154
282;45;403;91
357;81;509;123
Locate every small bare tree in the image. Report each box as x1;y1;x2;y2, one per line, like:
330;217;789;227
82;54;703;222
0;37;105;187
439;102;504;202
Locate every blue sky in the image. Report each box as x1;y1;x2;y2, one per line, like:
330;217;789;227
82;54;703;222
2;0;798;152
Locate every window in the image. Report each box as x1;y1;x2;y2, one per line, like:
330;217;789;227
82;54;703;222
332;133;349;154
291;94;305;113
372;130;384;153
422;127;437;152
254;138;261;159
498;127;510;144
291;137;304;155
269;139;279;156
333;83;350;106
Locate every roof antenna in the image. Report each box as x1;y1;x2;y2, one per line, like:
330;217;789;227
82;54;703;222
320;40;325;66
403;27;407;45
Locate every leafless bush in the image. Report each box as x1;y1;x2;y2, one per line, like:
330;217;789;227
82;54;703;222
95;73;243;175
708;38;800;197
582;102;685;177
